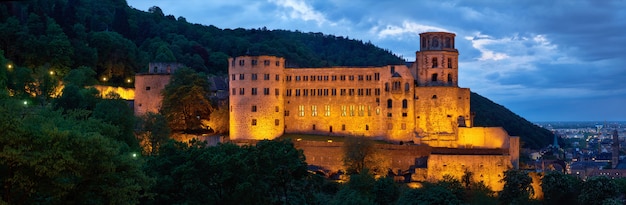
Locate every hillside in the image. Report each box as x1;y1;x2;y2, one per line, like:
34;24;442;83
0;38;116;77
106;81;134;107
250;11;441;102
471;92;552;149
0;0;551;149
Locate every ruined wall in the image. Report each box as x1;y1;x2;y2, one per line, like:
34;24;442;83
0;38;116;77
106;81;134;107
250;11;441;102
457;127;510;149
229;56;286;140
414;87;471;147
134;74;170;115
427;154;512;191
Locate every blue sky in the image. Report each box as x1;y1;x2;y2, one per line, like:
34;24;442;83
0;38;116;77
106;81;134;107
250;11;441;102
127;0;626;122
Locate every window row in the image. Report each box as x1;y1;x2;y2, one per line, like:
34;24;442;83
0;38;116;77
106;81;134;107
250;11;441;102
233;59;281;67
231;73;280;81
250;119;281;126
430;57;454;68
285;73;380;82
384;81;411;92
231;88;280;96
290;105;381;117
286;88;382;97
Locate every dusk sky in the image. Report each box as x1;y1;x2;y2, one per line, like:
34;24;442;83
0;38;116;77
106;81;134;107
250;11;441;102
127;0;626;122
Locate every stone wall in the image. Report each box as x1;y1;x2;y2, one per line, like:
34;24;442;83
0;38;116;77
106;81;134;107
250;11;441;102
134;74;171;115
427;154;512;191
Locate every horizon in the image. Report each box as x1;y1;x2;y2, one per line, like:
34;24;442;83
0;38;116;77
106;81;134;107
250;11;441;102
127;0;626;122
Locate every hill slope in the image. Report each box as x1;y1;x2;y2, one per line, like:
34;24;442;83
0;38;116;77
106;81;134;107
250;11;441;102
471;92;552;149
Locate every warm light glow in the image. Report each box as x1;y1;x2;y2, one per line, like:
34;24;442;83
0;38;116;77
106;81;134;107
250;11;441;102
23;100;27;105
327;139;333;143
296;138;302;141
407;182;423;189
91;85;135;100
49;71;55;75
126;79;132;83
102;77;107;81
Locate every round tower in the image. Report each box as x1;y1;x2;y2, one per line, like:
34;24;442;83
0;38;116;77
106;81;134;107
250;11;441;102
229;56;286;140
415;32;459;87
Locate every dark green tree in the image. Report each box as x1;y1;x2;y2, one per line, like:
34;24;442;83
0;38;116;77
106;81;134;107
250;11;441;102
578;176;620;205
160;67;213;132
396;182;463;205
498;170;534;205
137;112;171;155
541;171;581;205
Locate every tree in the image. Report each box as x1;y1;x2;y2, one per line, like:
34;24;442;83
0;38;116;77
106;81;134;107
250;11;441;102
578;176;620;205
499;170;534;205
342;136;389;175
137;112;171;155
92;94;139;151
396;182;463;205
0;99;152;204
541;171;581;205
202;101;229;134
160;67;213;132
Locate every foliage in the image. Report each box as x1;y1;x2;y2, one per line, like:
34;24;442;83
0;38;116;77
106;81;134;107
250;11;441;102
92;96;139;151
578;176;620;205
342;136;390;175
541;171;581;205
160;67;213;132
136;112;171;155
471;92;553;149
202;100;229;134
144;139;309;204
499;169;534;205
0;98;152;204
396;182;463;205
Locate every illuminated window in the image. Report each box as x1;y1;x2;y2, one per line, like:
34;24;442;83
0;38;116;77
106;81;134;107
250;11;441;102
350;105;355;116
312;105;318;116
368;105;372;116
252;119;257;126
298;105;305;117
324;105;331;116
376;108;380;115
358;105;365;116
341;105;347;116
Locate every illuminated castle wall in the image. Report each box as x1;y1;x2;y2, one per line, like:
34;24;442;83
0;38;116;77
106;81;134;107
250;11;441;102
228;32;489;148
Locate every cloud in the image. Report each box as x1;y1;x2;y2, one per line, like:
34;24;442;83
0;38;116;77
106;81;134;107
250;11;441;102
370;21;449;39
268;0;333;26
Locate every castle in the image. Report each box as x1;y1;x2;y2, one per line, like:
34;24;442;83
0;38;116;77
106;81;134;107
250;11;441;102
228;32;519;190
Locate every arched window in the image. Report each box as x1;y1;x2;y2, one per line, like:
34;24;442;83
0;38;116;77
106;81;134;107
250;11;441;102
385;82;389;92
405;83;410;91
393;81;401;91
432;58;438;68
387;99;393;108
402;99;408;109
431;74;438;82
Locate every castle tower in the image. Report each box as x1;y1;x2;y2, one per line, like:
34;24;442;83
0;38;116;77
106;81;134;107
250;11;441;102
134;62;183;116
415;32;458;87
229;56;286;140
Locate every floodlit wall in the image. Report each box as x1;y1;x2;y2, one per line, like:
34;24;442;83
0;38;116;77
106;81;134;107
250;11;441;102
456;127;510;149
134;74;170;115
427;154;512;191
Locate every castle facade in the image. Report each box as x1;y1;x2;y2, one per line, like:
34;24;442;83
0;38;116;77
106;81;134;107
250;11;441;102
229;32;519;190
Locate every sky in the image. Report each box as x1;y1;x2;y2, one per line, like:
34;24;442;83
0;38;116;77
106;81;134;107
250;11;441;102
127;0;626;122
